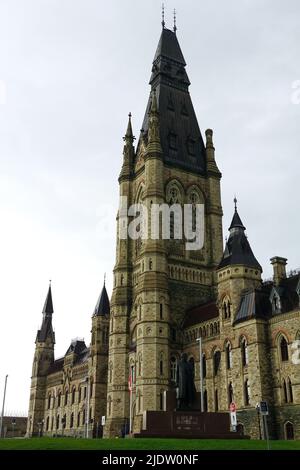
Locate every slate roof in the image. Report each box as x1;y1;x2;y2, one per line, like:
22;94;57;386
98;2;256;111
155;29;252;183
234;286;272;324
138;28;207;174
94;283;110;316
182;301;218;328
219;208;262;271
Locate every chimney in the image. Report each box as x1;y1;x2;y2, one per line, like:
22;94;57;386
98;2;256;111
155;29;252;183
270;256;287;285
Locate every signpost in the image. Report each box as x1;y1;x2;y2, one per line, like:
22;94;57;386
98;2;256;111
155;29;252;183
259;401;269;450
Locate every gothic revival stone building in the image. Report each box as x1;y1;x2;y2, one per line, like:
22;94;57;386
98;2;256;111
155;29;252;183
27;24;300;440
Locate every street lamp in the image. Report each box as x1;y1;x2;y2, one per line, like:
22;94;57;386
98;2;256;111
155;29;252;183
0;375;8;438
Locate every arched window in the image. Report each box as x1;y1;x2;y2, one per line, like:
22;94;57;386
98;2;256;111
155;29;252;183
285;422;294;440
137;390;141;413
170;356;177;382
226;343;232;369
58;391;62;407
108;396;112;416
215;390;219;411
159;356;163;376
90;380;93;398
71;387;76;405
241;338;249;366
46;416;50;431
244;379;250;406
213;351;221;376
70;412;74;428
228;382;234;406
82;409;86;425
51;417;54;431
47;393;51;410
283;379;288;403
77;412;81;427
202;354;207;378
288;378;293;403
159;303;163;319
62;414;66;429
56;415;60;429
210;324;214;336
65;389;68;406
280;337;289;361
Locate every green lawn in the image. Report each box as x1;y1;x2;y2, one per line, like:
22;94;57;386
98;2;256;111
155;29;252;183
0;438;299;450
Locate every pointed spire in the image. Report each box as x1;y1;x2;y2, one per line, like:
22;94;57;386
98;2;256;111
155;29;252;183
42;282;53;316
173;8;177;34
123;112;135;145
94;281;110;316
229;198;246;231
161;3;165;29
36;283;55;343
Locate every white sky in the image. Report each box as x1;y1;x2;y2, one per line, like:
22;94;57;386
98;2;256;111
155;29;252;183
0;0;299;414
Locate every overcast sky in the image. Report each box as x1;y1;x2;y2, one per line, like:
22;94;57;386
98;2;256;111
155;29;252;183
0;0;299;414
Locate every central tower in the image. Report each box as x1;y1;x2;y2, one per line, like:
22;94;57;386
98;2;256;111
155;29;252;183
104;24;223;437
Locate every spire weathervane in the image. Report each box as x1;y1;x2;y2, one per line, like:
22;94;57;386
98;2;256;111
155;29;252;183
162;3;165;29
234;196;238;212
173;8;177;33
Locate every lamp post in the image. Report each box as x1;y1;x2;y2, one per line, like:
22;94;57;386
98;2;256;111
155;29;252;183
196;338;204;412
85;377;90;439
0;374;8;438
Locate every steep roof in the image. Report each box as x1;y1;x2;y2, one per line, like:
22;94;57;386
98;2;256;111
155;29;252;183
36;284;55;343
94;283;110;316
234;286;272;325
219;206;262;271
138;28;206;174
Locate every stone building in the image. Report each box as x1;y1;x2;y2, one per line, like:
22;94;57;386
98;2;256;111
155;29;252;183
27;23;300;440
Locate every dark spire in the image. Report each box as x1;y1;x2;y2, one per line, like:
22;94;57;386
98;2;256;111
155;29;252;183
42;282;53;316
36;283;55;343
94;281;110;316
138;27;206;174
123;112;135;145
218;203;262;271
229;197;246;231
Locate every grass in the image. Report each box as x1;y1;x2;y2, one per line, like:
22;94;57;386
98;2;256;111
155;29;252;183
0;437;299;451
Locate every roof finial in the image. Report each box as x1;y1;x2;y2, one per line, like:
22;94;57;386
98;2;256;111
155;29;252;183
161;3;165;29
234;195;238;212
173;8;177;33
49;279;52;286
104;273;106;286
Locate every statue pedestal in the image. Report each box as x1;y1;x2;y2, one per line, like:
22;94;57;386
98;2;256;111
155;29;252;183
133;392;247;439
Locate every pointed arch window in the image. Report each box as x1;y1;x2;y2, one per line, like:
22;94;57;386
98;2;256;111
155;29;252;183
213;350;221;376
71;387;76;405
70;412;74;428
202;354;207;379
203;390;208;412
226;343;232;369
56;415;60;429
241;338;249;367
285;422;295;440
170;356;177;382
288;378;293;403
280;337;289;362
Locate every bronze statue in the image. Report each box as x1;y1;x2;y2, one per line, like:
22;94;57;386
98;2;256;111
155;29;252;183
176;353;196;409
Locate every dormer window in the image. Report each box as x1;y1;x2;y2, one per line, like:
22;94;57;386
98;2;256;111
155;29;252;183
270;287;282;314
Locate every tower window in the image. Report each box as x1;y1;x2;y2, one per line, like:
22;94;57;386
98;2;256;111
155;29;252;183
280;337;289;361
241;338;249;366
213;351;221;376
215;390;219;411
170;356;177;382
228;382;234;406
159;303;163;319
244;379;250;406
226;343;232;369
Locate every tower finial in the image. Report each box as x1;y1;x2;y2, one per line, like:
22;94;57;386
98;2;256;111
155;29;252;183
104;273;106;286
49;279;51;286
173;8;177;33
161;3;165;29
234;195;237;212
